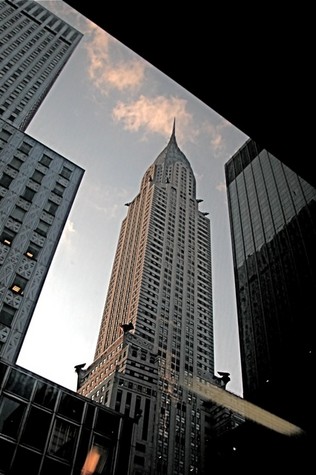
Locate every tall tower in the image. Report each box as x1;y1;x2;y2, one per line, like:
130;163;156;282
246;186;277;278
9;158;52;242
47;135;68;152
0;0;84;363
77;124;225;474
225;138;315;435
0;118;84;363
0;0;82;131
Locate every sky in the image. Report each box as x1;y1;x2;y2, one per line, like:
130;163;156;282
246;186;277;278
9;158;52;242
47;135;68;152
17;0;248;397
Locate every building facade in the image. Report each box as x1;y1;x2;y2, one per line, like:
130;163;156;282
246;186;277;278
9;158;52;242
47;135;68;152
0;118;84;363
225;139;315;436
76;124;230;475
0;0;82;131
0;360;135;474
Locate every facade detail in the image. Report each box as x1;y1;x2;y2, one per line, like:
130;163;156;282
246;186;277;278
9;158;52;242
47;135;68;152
225;139;315;436
77;123;229;474
0;119;84;363
0;0;82;131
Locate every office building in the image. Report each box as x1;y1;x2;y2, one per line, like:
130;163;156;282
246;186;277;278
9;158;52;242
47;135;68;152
76;123;231;475
0;359;134;474
0;0;82;131
225;139;315;436
0;118;84;363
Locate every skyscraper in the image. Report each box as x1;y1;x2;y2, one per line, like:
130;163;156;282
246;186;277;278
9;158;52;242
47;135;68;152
77;124;226;474
0;0;84;364
0;118;84;363
0;0;82;131
225;138;315;436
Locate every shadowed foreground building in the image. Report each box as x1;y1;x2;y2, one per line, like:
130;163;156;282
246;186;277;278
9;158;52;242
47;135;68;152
0;360;134;474
0;119;84;363
76;124;232;475
224;139;315;463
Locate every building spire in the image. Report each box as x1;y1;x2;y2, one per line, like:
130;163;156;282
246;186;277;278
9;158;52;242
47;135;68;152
172;117;176;137
168;118;177;147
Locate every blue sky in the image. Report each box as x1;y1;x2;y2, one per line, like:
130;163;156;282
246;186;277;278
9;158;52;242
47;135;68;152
17;0;248;396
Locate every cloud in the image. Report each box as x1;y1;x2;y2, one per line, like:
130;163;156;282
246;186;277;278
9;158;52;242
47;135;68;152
61;219;76;248
84;23;145;94
216;181;227;193
112;95;198;143
203;119;231;157
85;182;129;219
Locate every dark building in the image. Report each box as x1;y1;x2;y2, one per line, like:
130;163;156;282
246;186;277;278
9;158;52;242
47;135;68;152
0;360;135;474
224;139;314;458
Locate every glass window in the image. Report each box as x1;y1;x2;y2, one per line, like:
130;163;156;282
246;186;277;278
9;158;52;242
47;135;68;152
21;406;51;450
53;182;65;196
34;381;58;410
0;362;8;385
41;457;71;475
4;368;34;399
0;172;13;188
0;438;15;472
31;170;44;184
19;142;32;154
95;408;119;437
60;166;72;179
83;404;95;428
0;396;26;438
25;242;41;260
39;154;52;167
44;200;58;216
22;186;36;202
81;436;112;475
0;129;12;141
10;156;23;170
48;418;78;461
35;220;50;237
11;206;26;222
0;228;16;246
58;393;84;423
0;303;16;327
10;446;41;474
10;274;28;295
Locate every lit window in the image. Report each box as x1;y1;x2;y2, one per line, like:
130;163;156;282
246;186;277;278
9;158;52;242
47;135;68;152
25;242;41;259
11;275;28;295
0;228;15;246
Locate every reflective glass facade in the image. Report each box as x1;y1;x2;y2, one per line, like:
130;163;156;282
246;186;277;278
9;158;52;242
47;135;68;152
225;139;315;438
0;361;134;474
